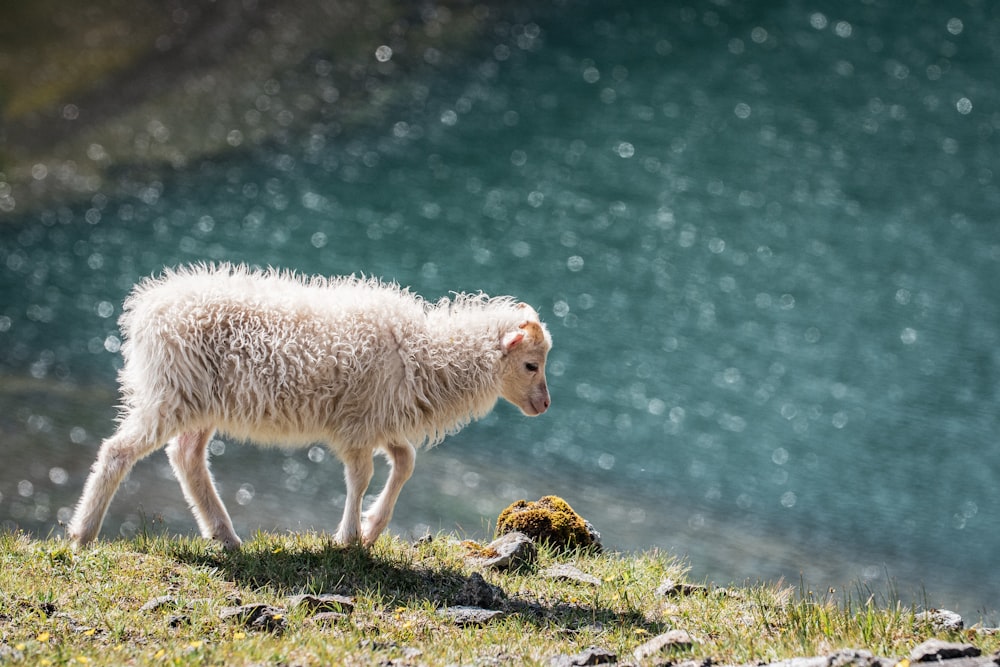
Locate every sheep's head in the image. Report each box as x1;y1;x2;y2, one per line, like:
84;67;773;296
499;309;552;417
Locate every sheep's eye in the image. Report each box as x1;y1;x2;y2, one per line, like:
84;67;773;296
525;362;539;372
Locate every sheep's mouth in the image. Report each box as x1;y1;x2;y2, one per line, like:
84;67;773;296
525;395;550;416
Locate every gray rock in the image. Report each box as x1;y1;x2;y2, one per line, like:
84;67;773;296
401;647;424;660
632;629;696;660
909;639;980;662
471;531;538;571
71;624;101;635
766;657;831;667
541;564;602;587
911;659;996;667
139;595;178;612
306;611;349;626
546;646;618;666
827;649;895;667
219;603;287;632
457;572;506;609
167;614;190;627
584;520;603;551
287;593;355;615
34;601;57;616
439;605;505;626
915;609;964;632
0;643;24;662
558;621;605;636
673;660;715;667
656;578;709;597
764;649;894;667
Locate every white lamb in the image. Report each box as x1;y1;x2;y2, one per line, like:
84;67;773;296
67;264;552;549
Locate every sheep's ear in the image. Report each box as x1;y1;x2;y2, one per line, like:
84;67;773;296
502;330;525;352
519;321;544;340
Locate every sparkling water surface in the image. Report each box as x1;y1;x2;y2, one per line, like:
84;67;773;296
2;1;999;620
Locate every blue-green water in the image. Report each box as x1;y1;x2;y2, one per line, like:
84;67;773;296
2;1;1000;619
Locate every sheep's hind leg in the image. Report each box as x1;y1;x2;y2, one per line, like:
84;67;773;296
362;441;415;546
166;430;241;550
334;447;374;545
68;426;162;548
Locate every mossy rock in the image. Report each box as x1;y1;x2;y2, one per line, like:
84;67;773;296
495;496;601;552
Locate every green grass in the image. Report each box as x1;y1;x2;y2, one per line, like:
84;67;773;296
0;529;995;666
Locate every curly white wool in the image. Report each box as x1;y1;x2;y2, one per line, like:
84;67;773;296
68;263;552;550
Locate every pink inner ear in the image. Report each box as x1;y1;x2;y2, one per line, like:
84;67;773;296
503;331;525;351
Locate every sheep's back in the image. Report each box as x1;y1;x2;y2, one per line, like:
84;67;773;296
115;266;427;448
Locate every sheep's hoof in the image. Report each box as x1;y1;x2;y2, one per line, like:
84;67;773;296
333;529;364;547
360;516;386;547
66;528;93;551
214;533;242;551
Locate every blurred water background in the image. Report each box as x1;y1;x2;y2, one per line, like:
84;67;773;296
2;0;999;621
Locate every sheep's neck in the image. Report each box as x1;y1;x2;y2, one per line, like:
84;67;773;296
410;326;504;421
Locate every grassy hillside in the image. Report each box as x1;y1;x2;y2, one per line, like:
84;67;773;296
0;530;995;666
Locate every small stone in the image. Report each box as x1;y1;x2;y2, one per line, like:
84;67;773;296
0;643;25;662
306;611;348;626
439;605;505;626
457;572;506;608
558;621;605;636
910;639;980;662
632;629;696;660
219;603;266;622
674;659;715;667
139;595;178;612
219;603;287;632
469;531;537;571
761;650;897;667
287;593;355;615
32;601;57;616
541;564;602;586
250;612;287;633
766;657;829;667
167;614;190;628
583;520;602;547
656;579;709;597
827;648;892;667
546;645;617;666
915;609;964;632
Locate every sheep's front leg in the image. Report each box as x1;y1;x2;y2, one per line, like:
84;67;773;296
166;430;241;550
362;441;415;546
334;448;375;545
